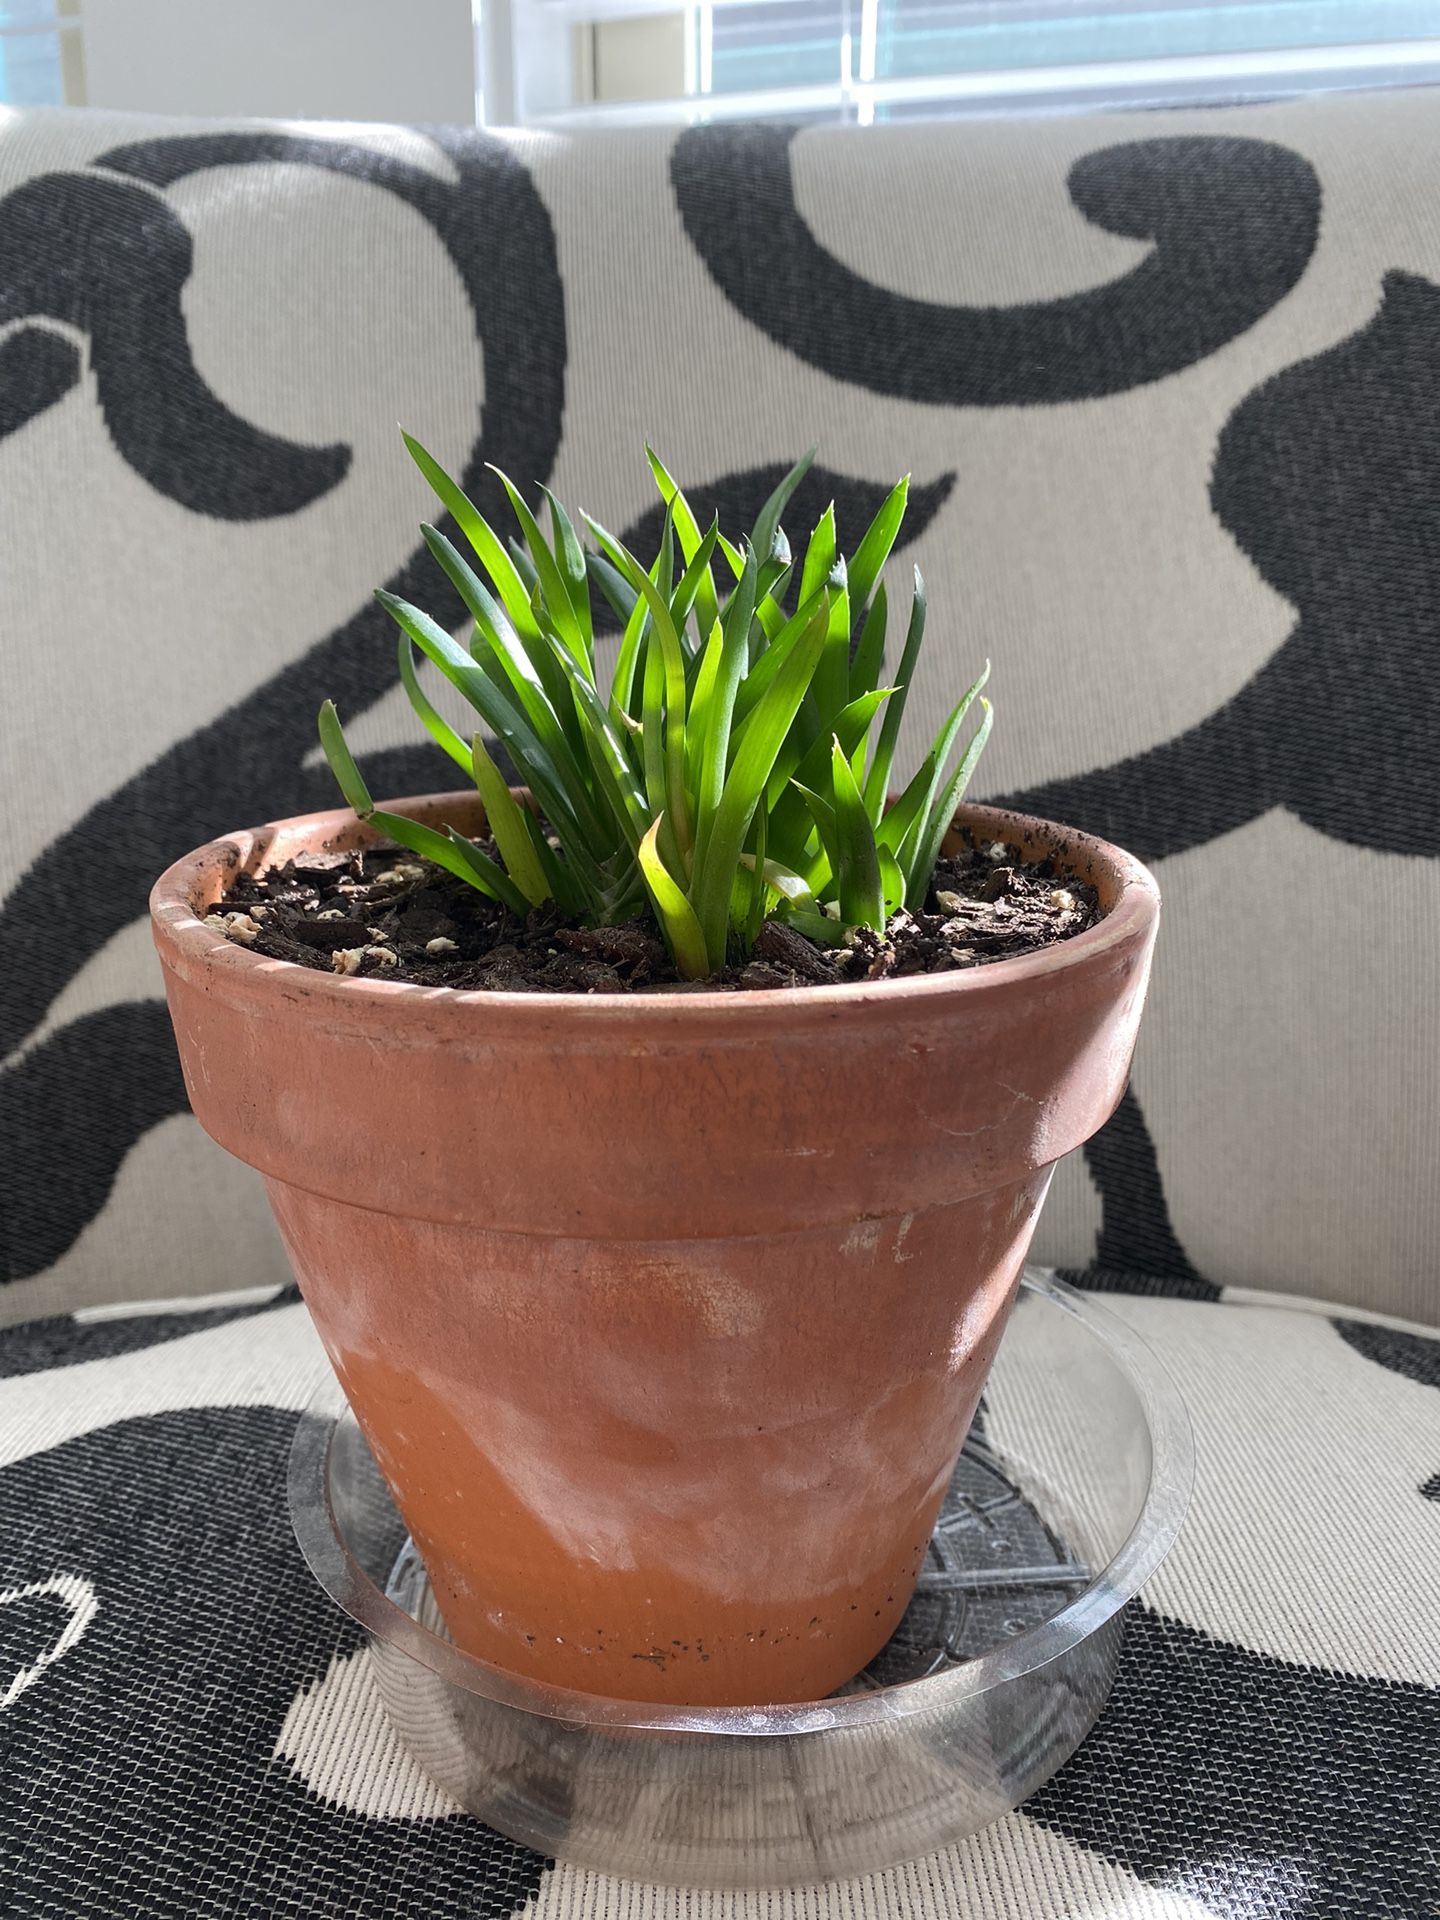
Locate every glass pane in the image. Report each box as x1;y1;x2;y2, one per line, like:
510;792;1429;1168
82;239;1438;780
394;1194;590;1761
0;27;66;105
710;0;859;93
874;0;1440;83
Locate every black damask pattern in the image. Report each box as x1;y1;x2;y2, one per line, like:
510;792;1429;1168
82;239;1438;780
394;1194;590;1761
1333;1316;1440;1392
672;125;1320;402
2;1325;1435;1916
0;128;566;1284
0;1405;547;1919
667;124;1339;1300
1333;1317;1440;1504
1006;272;1440;1292
1061;1088;1218;1302
2;107;1435;1919
2;118;1427;1314
0;169;350;515
1003;271;1440;861
0;323;80;441
1030;1608;1440;1918
2;1002;187;1285
0;1284;295;1381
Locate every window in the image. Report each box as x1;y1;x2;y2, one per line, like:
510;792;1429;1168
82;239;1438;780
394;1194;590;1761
501;0;1440;125
1;0;1433;124
0;0;84;107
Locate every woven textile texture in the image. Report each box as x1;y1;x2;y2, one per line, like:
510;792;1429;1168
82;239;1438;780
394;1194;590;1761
1;93;1439;1324
1;1281;1436;1917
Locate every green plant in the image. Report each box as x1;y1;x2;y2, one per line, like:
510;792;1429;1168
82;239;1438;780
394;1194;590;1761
318;440;992;981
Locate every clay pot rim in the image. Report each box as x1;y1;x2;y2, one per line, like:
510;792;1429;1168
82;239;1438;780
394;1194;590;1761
150;794;1158;1023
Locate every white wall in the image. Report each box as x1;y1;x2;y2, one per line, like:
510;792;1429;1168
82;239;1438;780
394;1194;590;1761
82;0;478;124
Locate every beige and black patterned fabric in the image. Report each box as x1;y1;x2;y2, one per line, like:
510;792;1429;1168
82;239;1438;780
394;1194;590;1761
2;89;1439;1915
2;1281;1436;1916
1;94;1438;1325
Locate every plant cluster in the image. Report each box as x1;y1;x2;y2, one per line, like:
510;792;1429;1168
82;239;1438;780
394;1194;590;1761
319;441;992;980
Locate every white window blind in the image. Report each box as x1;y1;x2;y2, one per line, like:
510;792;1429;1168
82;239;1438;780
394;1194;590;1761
2;1;1434;130
498;0;1440;126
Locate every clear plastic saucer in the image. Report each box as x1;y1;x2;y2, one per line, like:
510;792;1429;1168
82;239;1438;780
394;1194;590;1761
288;1270;1192;1887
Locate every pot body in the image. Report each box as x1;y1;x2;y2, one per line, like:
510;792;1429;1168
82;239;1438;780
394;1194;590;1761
152;795;1158;1705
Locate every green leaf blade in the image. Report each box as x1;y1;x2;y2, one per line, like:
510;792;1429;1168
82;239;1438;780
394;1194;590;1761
400;432;540;642
318;701;374;817
397;636;475;777
863;565;927;820
798;502;837;608
849;583;888;701
420;524;579;766
877;658;992;871
491;466;588;668
374;588;611;865
694;540;758;863
360;807;531;916
691;592;830;961
751;450;815;565
813;560;852;732
638;817;711;979
584;516;693;858
846;475;909;617
541;485;594;656
831;738;885;931
905;695;995;903
647;449;721;644
470;736;552;908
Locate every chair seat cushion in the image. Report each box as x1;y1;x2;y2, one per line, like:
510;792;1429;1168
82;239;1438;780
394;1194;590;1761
1;1280;1436;1917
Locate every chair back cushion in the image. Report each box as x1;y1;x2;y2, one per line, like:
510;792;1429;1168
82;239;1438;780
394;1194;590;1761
2;93;1438;1323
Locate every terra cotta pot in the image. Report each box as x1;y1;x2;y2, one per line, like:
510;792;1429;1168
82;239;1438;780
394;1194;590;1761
151;794;1158;1707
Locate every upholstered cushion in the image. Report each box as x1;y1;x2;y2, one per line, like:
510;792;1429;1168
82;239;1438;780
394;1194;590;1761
2;1279;1436;1916
2;94;1439;1327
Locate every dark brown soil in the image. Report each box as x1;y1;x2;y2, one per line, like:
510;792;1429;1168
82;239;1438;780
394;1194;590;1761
212;834;1101;994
